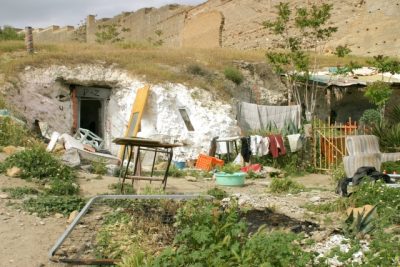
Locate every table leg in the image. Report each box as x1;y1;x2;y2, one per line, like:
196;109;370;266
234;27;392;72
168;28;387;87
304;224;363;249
118;145;128;184
234;140;239;155
226;141;231;162
163;148;173;190
121;145;134;193
132;146;141;190
150;149;158;178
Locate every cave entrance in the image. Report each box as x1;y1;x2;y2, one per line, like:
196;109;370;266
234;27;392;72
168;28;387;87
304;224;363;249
80;99;103;137
75;86;111;138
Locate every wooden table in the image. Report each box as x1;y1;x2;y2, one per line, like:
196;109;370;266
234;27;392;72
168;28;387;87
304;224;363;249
113;137;182;191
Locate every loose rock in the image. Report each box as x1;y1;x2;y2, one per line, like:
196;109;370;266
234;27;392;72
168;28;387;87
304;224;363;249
3;145;17;155
67;210;79;224
0;193;10;199
185;176;197;182
6;167;22;177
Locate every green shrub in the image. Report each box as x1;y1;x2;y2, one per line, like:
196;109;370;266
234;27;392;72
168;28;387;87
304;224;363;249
23;195;85;217
269;178;304;194
349;180;400;225
0;146;79;197
0;145;76;181
381;160;400;173
1;186;39;199
0;26;24;41
150;199;311;266
0;117;30;147
224;66;244;85
387;104;400;124
359;109;381;126
372;123;400;152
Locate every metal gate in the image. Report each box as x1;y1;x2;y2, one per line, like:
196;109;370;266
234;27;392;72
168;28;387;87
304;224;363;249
312;119;366;171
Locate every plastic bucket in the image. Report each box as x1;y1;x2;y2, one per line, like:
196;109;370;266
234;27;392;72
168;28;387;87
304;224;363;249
174;161;186;169
215;172;246;187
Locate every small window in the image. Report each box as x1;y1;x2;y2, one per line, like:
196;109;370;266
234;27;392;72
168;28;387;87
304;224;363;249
178;108;195;131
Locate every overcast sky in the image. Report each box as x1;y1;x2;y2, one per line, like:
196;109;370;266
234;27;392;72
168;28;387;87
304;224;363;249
0;0;205;29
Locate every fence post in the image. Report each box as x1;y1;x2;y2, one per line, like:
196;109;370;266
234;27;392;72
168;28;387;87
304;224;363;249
25;26;34;54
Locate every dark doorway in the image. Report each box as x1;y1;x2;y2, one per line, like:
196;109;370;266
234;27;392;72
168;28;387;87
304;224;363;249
80;99;103;137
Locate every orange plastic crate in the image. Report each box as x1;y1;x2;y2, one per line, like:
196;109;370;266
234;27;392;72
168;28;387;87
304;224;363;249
195;154;213;171
195;154;224;171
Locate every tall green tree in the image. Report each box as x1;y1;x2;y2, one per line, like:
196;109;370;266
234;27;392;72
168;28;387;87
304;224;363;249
264;2;337;118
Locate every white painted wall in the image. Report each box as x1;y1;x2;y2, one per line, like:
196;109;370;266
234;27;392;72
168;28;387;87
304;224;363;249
17;65;240;161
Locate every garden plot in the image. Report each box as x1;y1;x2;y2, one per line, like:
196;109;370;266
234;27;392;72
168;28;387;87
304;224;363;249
50;196;187;264
50;194;325;265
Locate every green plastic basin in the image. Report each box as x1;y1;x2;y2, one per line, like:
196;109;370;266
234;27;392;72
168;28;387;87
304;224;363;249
215;172;246;187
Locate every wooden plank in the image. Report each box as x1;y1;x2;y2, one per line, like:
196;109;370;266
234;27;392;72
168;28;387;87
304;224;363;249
118;85;150;159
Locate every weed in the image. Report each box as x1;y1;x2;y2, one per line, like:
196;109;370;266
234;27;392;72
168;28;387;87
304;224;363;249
23;195;85;217
303;198;349;213
217;163;241;174
0;117;31;147
269;178;305;194
91;160;107;175
1;186;39;199
108;182;136;195
186;169;213;179
330;162;346;183
140;185;164;195
223;66;244;85
167;165;185;177
187;64;208;76
45;179;79;196
206;187;228;200
246;170;265;179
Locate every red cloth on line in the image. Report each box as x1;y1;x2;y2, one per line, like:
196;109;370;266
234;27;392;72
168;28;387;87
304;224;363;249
275;134;286;156
268;135;278;158
268;134;286;158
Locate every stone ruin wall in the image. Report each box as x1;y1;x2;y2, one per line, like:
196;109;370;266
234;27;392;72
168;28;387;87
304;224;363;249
32;0;400;56
86;4;190;47
33;25;78;44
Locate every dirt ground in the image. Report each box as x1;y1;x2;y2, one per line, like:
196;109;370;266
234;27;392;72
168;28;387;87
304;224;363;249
0;162;335;267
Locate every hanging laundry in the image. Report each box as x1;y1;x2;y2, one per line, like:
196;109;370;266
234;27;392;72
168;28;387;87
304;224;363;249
240;137;251;163
237;102;301;132
268;134;287;158
250;135;269;157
